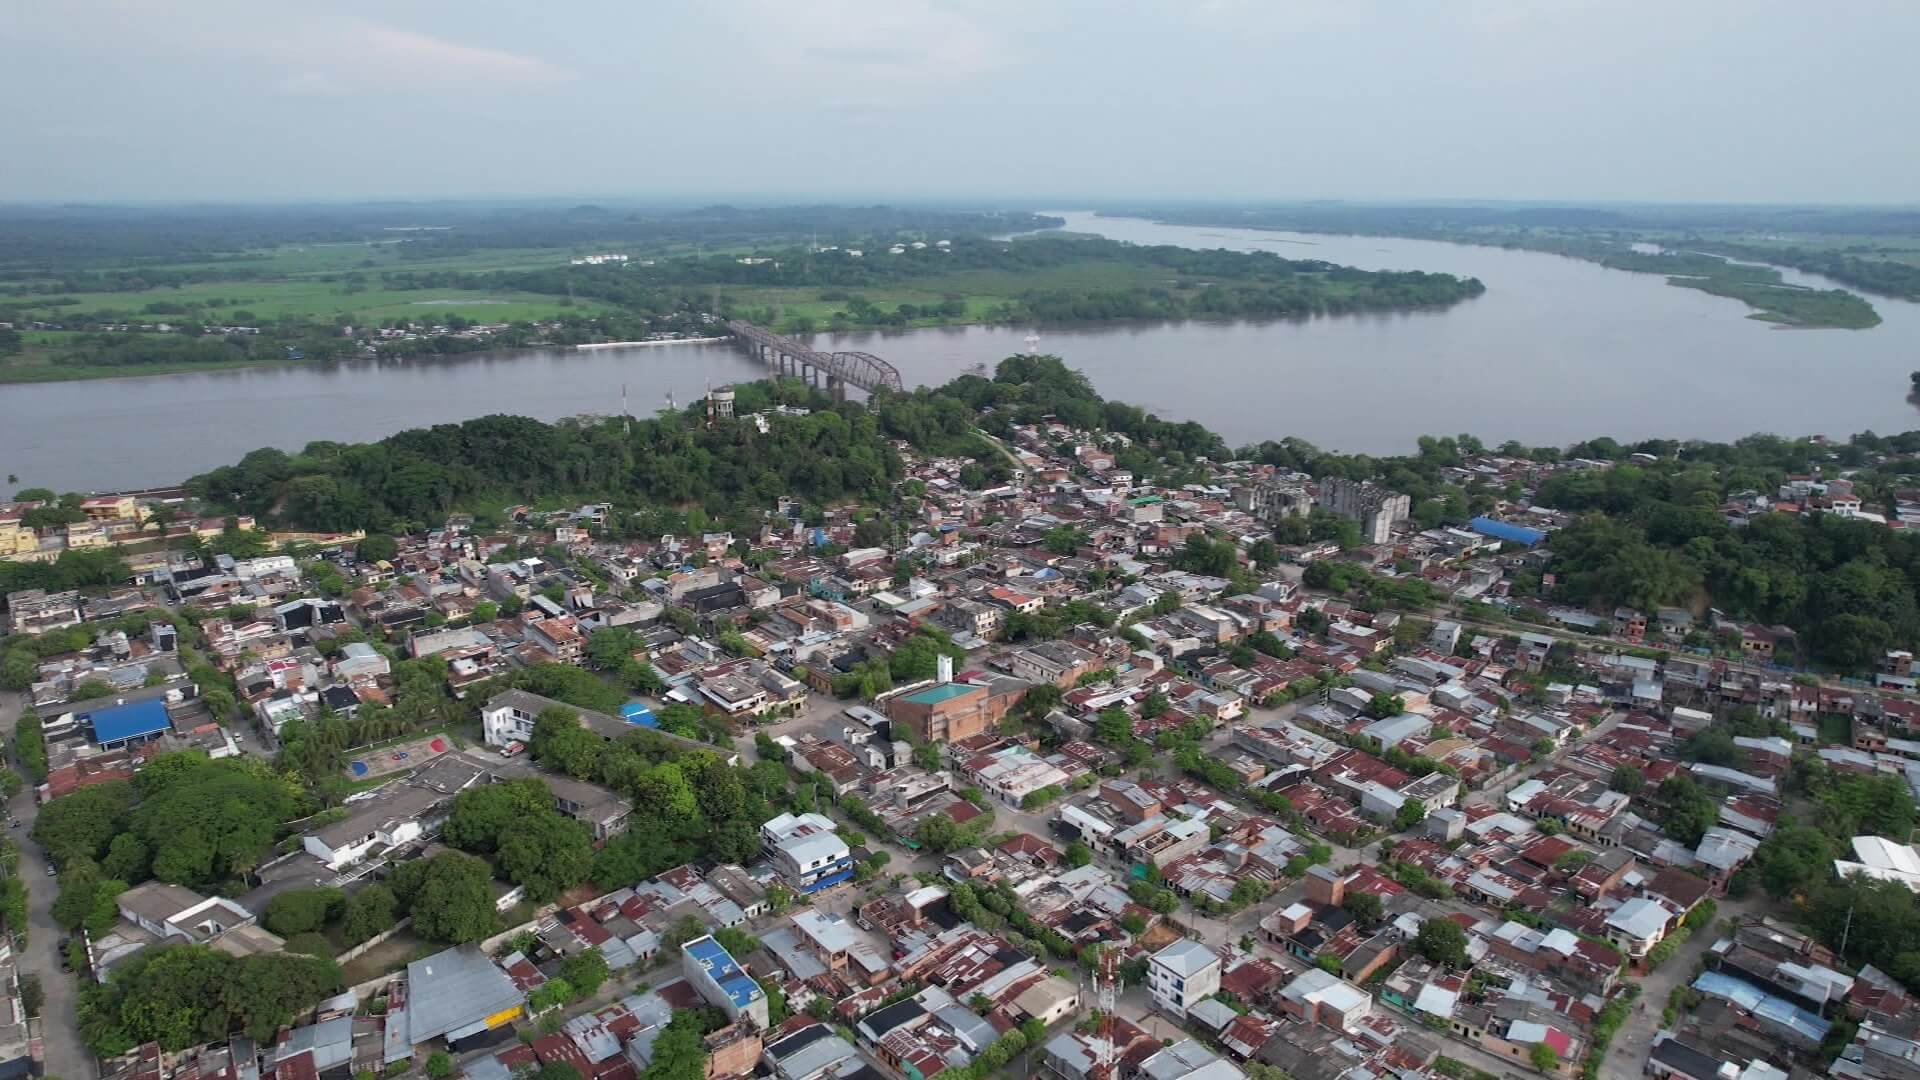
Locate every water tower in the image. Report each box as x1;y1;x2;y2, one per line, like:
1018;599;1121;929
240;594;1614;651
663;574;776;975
707;384;736;424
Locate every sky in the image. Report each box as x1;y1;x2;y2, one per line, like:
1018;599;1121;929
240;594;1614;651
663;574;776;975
7;0;1918;205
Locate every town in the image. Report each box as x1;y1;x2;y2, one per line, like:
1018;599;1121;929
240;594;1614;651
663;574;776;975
5;373;1920;1080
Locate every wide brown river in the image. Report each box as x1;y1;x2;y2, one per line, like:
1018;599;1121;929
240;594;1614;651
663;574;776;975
7;211;1920;491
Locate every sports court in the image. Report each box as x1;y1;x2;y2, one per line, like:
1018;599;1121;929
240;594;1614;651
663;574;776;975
345;734;451;780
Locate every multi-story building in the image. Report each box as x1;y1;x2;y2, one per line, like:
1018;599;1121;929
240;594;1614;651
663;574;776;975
682;935;769;1029
1250;476;1314;525
1318;478;1411;545
761;812;855;894
1009;641;1100;689
1147;938;1221;1019
887;681;993;743
5;588;82;634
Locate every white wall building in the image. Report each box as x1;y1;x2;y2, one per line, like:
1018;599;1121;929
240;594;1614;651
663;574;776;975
1147;938;1221;1019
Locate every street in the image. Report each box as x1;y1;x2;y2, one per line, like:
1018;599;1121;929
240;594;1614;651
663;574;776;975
2;689;95;1080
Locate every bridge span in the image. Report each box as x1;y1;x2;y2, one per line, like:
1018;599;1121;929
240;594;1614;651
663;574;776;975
727;320;904;396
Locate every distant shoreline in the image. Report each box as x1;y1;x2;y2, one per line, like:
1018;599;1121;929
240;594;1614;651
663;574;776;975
576;338;727;350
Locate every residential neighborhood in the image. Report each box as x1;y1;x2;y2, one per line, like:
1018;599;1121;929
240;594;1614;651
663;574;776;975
5;408;1920;1080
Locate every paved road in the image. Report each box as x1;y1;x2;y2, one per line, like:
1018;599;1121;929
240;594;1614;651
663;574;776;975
2;690;95;1080
1604;895;1760;1080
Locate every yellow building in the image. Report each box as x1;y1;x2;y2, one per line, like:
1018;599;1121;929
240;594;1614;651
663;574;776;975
79;495;137;521
0;520;38;557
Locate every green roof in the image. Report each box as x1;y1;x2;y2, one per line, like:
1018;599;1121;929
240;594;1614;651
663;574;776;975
901;683;978;705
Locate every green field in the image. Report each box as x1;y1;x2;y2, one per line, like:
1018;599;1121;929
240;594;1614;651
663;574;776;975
716;259;1211;332
1;279;610;324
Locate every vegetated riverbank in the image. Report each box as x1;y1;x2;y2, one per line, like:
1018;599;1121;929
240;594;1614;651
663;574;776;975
0;212;1486;384
1688;239;1920;303
1118;207;1885;330
1597;249;1880;329
493;231;1489;337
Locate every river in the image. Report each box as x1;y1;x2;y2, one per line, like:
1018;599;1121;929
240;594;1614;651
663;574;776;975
6;211;1920;491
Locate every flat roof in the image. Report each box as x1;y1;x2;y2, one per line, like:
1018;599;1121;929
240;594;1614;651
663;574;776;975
900;683;978;705
684;936;760;1010
407;946;523;1044
86;698;171;744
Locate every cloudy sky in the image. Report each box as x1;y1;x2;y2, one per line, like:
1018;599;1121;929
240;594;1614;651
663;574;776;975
7;0;1916;204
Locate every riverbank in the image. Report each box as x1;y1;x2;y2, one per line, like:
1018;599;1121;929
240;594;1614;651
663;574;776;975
1113;210;1885;330
576;337;727;350
0;350;322;384
12;212;1920;493
1598;249;1881;329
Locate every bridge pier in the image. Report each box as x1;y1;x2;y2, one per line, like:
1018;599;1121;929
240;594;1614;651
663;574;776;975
727;320;902;397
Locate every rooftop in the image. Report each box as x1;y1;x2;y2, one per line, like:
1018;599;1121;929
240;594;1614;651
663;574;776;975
900;683;979;706
684;935;761;1010
407;945;524;1044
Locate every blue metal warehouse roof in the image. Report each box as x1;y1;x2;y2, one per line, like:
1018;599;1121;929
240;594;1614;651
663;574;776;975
1469;516;1545;547
84;698;171;744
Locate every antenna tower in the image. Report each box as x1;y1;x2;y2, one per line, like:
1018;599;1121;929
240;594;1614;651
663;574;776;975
1095;948;1118;1078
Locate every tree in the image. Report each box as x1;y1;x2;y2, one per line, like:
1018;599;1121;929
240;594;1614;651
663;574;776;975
424;1053;453;1079
264;888;345;937
31;780;136;868
101;833;151;882
1364;693;1405;719
1414;917;1469;968
639;1011;709;1080
1064;841;1092;868
1341;890;1385;930
1042;526;1085;556
408;853;497;944
559;948;610;997
1393;798;1427;832
498;813;594;902
76;944;342;1055
1657;775;1719;847
445;779;553;854
356;534;398;563
340;884;397;946
1529;1043;1558;1072
586;627;640;672
53;870;127;936
1610;764;1645;795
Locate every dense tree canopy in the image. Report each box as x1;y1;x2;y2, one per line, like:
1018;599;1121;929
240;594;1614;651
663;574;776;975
77;944;341;1054
190;401;901;534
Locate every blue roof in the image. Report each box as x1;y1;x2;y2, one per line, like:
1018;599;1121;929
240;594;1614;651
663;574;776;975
685;936;761;1009
1469;516;1545;547
620;703;657;728
85;698;171;744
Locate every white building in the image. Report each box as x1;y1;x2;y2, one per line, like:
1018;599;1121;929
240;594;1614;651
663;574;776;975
761;812;854;894
1147;938;1221;1019
302;783;448;870
682;934;769;1029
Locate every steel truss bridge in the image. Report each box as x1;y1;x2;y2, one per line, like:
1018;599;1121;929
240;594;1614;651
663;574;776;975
727;320;904;396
